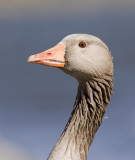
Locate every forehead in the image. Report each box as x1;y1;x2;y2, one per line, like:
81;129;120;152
61;34;109;50
62;34;94;42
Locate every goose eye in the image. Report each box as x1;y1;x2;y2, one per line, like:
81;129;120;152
78;41;87;48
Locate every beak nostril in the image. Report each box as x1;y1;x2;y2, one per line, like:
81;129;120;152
47;52;52;55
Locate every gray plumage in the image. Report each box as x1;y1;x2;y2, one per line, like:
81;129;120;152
47;34;113;160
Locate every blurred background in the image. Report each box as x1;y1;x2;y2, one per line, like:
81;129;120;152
0;0;135;160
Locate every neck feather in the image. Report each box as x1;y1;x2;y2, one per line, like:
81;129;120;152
48;75;113;160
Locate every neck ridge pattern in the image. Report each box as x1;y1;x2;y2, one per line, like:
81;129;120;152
48;75;113;160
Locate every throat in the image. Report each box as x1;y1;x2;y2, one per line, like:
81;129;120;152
48;77;113;160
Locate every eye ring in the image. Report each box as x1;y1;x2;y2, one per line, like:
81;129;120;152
78;41;87;48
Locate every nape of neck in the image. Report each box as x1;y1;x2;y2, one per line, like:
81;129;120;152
48;75;113;160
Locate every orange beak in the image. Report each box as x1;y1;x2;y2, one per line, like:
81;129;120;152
27;43;65;67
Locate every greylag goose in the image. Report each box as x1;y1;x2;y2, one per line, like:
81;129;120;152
28;34;113;160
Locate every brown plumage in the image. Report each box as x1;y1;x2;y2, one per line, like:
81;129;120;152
28;34;113;160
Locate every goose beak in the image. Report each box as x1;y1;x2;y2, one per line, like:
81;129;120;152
27;43;65;67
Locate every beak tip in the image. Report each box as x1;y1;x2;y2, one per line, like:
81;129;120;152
27;55;34;63
27;57;30;63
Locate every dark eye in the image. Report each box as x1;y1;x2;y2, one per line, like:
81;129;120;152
78;41;87;48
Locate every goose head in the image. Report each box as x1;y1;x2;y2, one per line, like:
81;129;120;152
28;34;113;81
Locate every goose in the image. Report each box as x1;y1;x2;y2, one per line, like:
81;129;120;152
28;34;113;160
